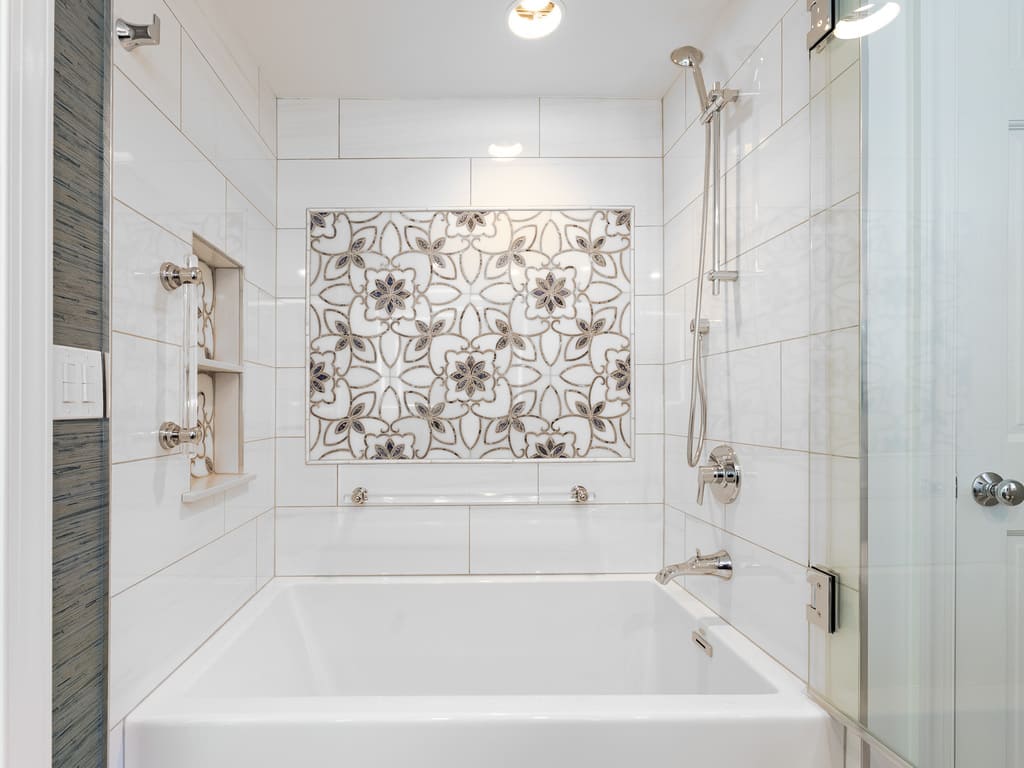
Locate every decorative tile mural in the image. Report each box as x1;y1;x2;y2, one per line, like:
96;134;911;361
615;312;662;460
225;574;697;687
306;209;634;463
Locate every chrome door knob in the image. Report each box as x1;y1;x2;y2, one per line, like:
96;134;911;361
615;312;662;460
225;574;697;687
972;472;1024;507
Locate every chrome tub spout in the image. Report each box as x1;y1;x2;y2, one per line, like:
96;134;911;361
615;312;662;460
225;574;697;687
656;549;733;584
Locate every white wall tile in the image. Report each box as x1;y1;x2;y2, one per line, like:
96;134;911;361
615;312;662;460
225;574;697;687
278;158;471;228
538;434;663;504
809;35;859;97
810;62;860;215
662;73;688;154
662;123;705;221
276;229;306;298
810;327;860;457
688;444;809;565
337;461;539;505
224;437;274;527
243;362;275;441
110;454;224;595
112;0;181;124
781;336;810;451
706;343;782;447
275;297;304;367
664;504;686;565
276;506;469;575
635;365;663;434
724;104;810;260
180;37;275;222
539;99;661;157
631;225;663;295
699;0;794;89
664;437;691;514
664;360;691;438
257;288;276;366
663;287;688;364
276;437;337;507
683;515;808;678
663;197;702;288
277;98;339;159
108;520;256;723
810;454;861;589
470;504;663;574
340;98;539;158
256;508;275;587
722;24;783;171
781;1;811;122
225;183;276;294
113;69;226;248
810;196;860;334
470;158;662;226
111;201;186;345
111;332;181;463
243;280;258;364
275;367;305;438
634;294;664;364
258;72;277;154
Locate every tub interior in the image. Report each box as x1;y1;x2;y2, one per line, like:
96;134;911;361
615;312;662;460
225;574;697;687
184;580;777;698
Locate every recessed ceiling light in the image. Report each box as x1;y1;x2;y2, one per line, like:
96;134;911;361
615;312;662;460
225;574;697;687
507;1;565;40
488;142;524;158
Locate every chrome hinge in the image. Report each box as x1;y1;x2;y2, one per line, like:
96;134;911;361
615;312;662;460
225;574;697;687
806;566;839;634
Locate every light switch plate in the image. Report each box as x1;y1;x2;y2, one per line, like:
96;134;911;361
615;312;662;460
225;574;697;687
52;344;106;420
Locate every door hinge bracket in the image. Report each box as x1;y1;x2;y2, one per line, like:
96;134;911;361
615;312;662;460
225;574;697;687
806;565;839;634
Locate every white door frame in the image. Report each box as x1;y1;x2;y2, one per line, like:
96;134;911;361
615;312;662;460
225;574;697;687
0;0;55;766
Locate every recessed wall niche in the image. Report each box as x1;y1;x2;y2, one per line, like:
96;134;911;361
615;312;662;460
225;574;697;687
182;235;249;501
306;208;635;463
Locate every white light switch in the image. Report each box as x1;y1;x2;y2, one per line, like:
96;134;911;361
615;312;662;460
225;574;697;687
52;345;105;420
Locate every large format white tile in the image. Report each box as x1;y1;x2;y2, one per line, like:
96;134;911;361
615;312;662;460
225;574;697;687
810;62;860;215
686;444;809;565
664;360;691;438
781;1;811;122
243;362;275;441
539;99;661;157
275;367;304;437
112;0;181;124
662;73;688;154
538;434;663;504
634;294;664;364
110;454;224;595
257;287;276;366
277;98;339;159
111;332;181;463
810;196;860;334
256;508;275;587
113;69;226;248
781;336;810;451
699;0;795;92
258;72;277;155
663;287;688;364
705;343;782;447
224;437;274;528
108;520;256;723
225;183;275;294
111;201;186;345
340;98;539;158
180;37;275;222
276;437;337;506
470;504;663;574
275;297;305;367
810;327;860;457
810;453;861;589
631;226;663;295
635;365;663;434
721;24;783;171
278;158;471;228
663;197;702;289
724;105;810;260
337;461;538;505
664;437;691;515
663;123;706;221
276;506;469;575
470;158;662;226
108;720;124;768
683;514;808;678
276;229;306;299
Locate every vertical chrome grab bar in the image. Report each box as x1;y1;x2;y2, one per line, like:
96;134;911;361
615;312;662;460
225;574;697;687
181;251;200;455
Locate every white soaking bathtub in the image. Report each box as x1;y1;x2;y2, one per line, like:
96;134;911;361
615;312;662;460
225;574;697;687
125;576;841;768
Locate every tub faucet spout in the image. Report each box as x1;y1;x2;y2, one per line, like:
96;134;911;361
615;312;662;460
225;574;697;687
656;549;733;584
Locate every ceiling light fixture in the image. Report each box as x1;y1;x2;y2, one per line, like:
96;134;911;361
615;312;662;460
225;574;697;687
834;2;900;39
507;0;565;40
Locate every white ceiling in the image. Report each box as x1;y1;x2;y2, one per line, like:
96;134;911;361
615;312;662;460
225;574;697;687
201;0;725;99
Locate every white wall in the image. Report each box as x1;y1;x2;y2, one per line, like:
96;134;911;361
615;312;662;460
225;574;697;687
107;0;277;760
275;97;666;576
661;0;861;688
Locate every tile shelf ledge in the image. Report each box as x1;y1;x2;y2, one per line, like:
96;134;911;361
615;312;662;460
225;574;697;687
182;472;254;503
197;359;243;374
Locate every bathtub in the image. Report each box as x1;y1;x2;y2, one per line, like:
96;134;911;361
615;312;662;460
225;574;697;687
125;576;841;768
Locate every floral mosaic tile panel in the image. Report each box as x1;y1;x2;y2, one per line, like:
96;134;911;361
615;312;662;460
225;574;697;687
307;208;634;463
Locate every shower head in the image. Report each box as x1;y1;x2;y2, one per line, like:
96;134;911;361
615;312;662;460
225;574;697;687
669;45;709;111
669;45;703;68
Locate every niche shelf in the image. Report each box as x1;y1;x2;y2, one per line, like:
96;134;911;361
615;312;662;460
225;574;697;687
181;234;252;503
